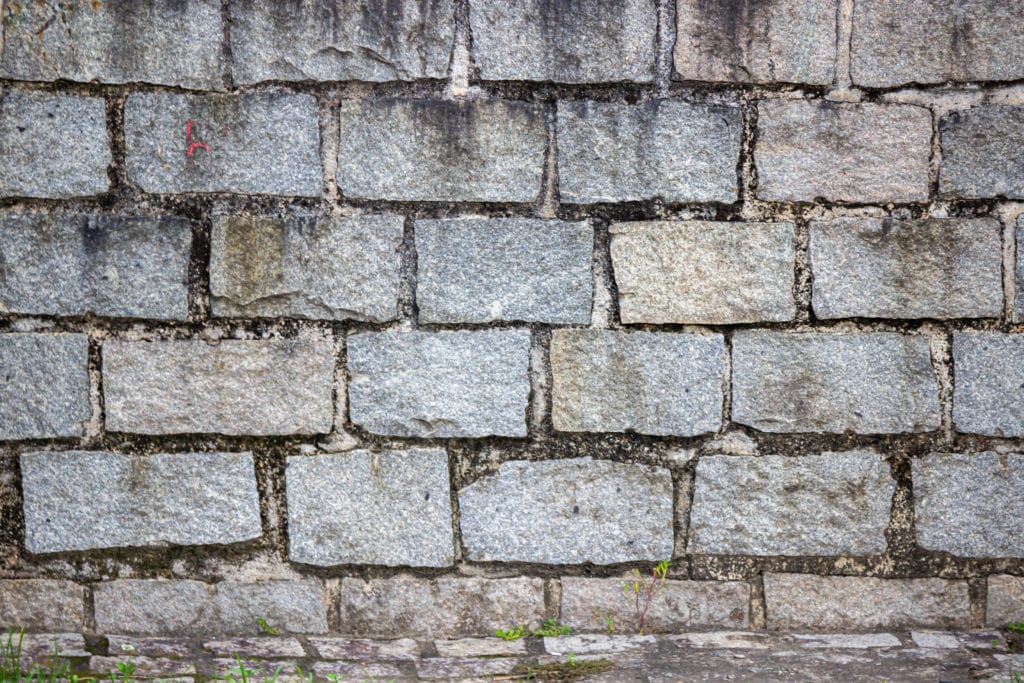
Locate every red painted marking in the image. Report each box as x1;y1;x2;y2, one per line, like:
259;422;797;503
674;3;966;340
186;119;209;157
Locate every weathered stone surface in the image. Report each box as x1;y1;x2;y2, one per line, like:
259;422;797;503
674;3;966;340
1017;218;1024;322
987;575;1024;626
0;580;84;631
108;636;192;658
558;100;741;203
551;330;724;436
229;0;455;84
794;633;902;649
0;0;223;89
544;634;657;655
939;106;1024;199
210;214;402;322
913;452;1024;558
809;218;1003;320
610;220;795;324
203;637;305;658
90;657;195;678
313;661;405;679
0;334;90;440
459;457;673;564
416;218;592;324
434;638;526;658
309;637;419;660
764;574;970;630
416;657;520;679
0;91;110;198
103;337;335;436
347;330;530;437
675;0;837;84
124;93;321;196
952;333;1024;436
18;634;88;662
337;99;545;202
21;450;262;553
731;331;940;434
667;632;773;649
755;100;932;203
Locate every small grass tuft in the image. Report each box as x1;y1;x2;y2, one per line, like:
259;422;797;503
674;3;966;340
511;656;613;682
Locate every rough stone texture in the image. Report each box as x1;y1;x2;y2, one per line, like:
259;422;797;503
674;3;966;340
0;580;84;631
203;637;306;658
210;214;403;322
939;105;1024;199
689;453;895;556
286;449;454;567
458;457;673;564
1018;218;1024;322
809;218;1003;320
434;638;525;658
337;99;545;202
674;0;837;85
764;574;971;631
103;337;335;436
309;637;420;660
551;330;724;436
21;451;262;553
558;100;741;203
755;100;932;203
124;93;321;196
731;331;940;434
469;0;655;83
913;452;1024;558
987;575;1024;626
416;218;592;324
952;333;1024;436
347;330;530;437
0;91;110;198
610;220;796;324
0;333;90;440
0;0;223;89
229;0;455;84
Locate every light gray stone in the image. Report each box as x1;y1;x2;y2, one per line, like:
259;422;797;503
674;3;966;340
755;100;932;203
108;636;192;658
551;330;725;436
0;91;110;198
415;657;521;679
214;582;329;636
18;634;88;661
558;100;741;203
689;452;894;556
459;457;673;565
667;632;773;649
0;580;84;631
952;333;1024;436
610;220;795;324
810;218;1003;320
731;331;940;434
416;218;592;324
987;575;1024;626
124;93;321;196
103;337;335;436
347;330;530;437
21;450;262;553
794;633;902;649
434;638;525;658
0;333;90;440
939;106;1024;200
309;637;419;660
203;637;305;658
210;214;402;322
544;634;656;655
337;99;545;202
90;657;195;679
909;632;961;649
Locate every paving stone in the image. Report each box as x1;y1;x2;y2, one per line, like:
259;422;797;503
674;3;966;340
911;632;962;649
952;333;1024;436
416;217;592;324
558;100;741;203
793;633;902;649
610;220;795;324
416;656;520;679
0;333;90;440
90;657;196;678
107;636;192;658
434;638;526;658
551;330;724;436
203;637;305;658
544;634;657;655
308;637;419;660
987;575;1024;626
731;331;940;434
755;100;932;203
939;105;1024;199
667;632;773;649
0;580;84;631
312;661;407;679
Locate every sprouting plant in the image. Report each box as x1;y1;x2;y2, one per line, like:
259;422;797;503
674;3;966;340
593;608;615;634
1007;623;1024;634
257;616;280;636
494;625;525;641
532;619;571;637
622;559;670;635
108;659;136;683
0;628;83;683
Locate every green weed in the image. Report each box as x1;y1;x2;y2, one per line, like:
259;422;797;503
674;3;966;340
531;619;571;637
623;560;670;635
495;625;525;641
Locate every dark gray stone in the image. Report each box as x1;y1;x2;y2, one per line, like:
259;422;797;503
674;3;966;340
0;334;90;440
953;332;1024;436
0;580;84;631
939;106;1024;199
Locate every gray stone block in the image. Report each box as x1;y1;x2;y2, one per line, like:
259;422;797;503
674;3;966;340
337;99;545;202
286;449;454;567
0;334;90;440
459;457;673;565
124;93;321;196
755;100;932;203
551;330;724;436
558;100;741;203
939;106;1024;199
416;217;592;324
732;331;940;434
952;332;1024;436
0;91;110;198
610;220;795;324
211;214;402;322
347;330;530;437
987;575;1024;626
214;582;329;636
21;451;262;553
810;218;1003;320
0;580;84;631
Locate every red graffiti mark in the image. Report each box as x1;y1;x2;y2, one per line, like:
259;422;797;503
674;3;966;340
186;119;209;157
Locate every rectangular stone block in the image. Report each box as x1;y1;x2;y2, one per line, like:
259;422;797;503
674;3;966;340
987;575;1024;626
809;218;1003;320
689;453;894;556
211;214;402;322
0;580;84;632
764;574;970;630
732;331;940;434
952;333;1024;436
103;337;335;436
416;218;592;324
0;91;110;198
939;106;1024;200
0;334;90;440
337;99;545;202
551;330;724;436
21;451;262;553
755;100;932;203
347;330;530;437
124;93;321;196
611;220;795;324
558;100;741;204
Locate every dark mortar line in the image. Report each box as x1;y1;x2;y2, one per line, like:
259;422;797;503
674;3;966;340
591;218;621;328
320;90;343;205
654;0;677;98
526;328;553;440
927;106;942;201
450;0;472;83
85;334;106;447
1002;216;1016;326
536;99;559;214
884;451;917;561
188;210;213;322
736;91;758;206
102;93;127;193
397;216;419;324
969;576;988;628
720;331;733;427
332;330;348;435
543;577;559;623
447;447;464;565
933;327;956;447
791;216;813;323
252;449;289;561
83;582;96;633
749;572;767;629
219;0;235;92
670;468;695;569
